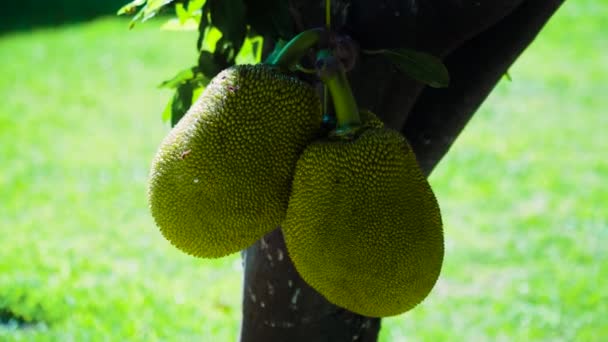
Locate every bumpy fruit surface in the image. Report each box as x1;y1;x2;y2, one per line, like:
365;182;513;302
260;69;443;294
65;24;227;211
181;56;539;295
149;64;322;258
283;127;443;317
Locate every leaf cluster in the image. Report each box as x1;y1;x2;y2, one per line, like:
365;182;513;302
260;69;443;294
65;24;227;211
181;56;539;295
118;0;292;124
118;0;449;125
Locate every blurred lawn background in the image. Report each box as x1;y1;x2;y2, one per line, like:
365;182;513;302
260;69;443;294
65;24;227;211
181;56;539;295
0;0;606;341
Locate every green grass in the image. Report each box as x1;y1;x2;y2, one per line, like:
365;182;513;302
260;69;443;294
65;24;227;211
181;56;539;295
1;1;606;340
0;18;241;341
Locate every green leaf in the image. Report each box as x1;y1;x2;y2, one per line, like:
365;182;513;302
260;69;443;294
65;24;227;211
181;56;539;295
160;64;211;124
158;67;196;89
381;48;450;88
169;82;194;126
128;7;146;29
208;0;247;56
163;84;205;124
117;0;146;15
142;0;175;21
187;0;206;14
118;0;178;27
196;2;211;50
192;87;205;103
235;36;264;65
175;3;189;23
200;26;223;51
264;39;287;64
213;38;238;66
160;65;211;90
161;94;174;123
198;50;224;78
160;17;199;31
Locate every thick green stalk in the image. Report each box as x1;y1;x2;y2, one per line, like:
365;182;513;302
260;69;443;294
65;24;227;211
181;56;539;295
316;50;361;134
269;28;325;70
326;0;331;29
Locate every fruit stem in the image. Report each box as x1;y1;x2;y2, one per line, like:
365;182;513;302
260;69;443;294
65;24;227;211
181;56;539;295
316;50;361;134
326;0;331;29
269;28;325;70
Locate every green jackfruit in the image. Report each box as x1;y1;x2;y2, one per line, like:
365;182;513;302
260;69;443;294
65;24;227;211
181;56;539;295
358;109;384;129
282;127;444;317
148;64;322;258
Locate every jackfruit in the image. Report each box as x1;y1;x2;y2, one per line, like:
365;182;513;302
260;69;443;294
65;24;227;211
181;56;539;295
358;109;384;129
148;64;322;258
282;126;444;317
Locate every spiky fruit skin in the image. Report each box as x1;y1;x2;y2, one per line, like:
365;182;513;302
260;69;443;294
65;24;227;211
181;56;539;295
358;109;384;129
283;128;443;317
148;64;322;258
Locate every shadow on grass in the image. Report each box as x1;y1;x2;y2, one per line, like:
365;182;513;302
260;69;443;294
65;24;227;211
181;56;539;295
0;298;53;331
0;0;154;34
0;307;41;329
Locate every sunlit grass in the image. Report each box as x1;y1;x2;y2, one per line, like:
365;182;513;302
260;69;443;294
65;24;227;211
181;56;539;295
1;1;606;340
0;17;241;341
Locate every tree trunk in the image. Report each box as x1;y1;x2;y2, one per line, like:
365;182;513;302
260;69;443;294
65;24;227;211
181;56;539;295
241;1;563;341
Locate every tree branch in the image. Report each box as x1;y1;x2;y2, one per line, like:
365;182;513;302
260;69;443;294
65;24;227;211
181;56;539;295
403;0;564;174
